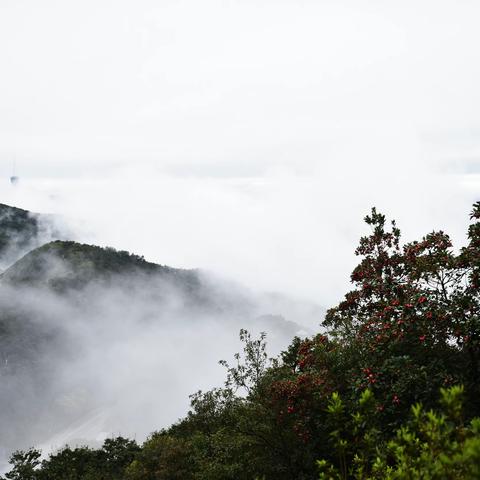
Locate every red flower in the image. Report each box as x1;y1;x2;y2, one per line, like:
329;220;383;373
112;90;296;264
418;296;427;304
419;335;426;342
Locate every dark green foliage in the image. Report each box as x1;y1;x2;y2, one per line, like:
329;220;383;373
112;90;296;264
317;386;480;479
2;449;41;480
1;241;171;289
323;203;480;422
125;433;195;480
0;204;43;271
2;203;480;479
1;438;139;480
0;240;206;308
0;203;66;271
0;204;39;257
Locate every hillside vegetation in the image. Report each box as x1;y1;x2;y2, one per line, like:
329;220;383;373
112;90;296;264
0;225;308;465
0;240;197;291
2;203;480;479
0;203;67;273
0;204;41;265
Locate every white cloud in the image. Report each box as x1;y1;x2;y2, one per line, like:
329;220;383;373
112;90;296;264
0;0;478;305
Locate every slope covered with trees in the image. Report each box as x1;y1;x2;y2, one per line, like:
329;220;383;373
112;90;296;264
0;240;202;295
2;203;480;479
0;232;307;465
0;204;62;270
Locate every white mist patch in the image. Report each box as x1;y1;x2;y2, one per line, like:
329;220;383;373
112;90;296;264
0;160;475;311
0;246;318;469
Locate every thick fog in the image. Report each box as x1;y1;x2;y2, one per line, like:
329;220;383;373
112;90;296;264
0;0;479;472
0;244;320;471
0;0;479;306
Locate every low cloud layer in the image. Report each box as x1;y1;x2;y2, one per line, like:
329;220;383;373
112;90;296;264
0;244;318;470
0;166;476;308
0;0;479;304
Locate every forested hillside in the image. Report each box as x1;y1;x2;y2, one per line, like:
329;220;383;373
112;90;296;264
0;204;62;270
0;240;203;297
0;212;310;471
3;203;480;479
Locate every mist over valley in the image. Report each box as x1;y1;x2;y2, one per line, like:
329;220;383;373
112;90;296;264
0;203;323;469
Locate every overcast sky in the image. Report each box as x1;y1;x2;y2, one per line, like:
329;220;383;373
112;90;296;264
0;0;479;305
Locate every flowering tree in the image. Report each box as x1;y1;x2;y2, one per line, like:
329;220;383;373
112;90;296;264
324;203;480;420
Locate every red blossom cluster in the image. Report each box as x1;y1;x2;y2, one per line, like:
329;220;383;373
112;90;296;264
362;367;377;385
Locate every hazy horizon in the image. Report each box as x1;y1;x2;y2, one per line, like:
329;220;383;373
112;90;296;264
1;0;479;305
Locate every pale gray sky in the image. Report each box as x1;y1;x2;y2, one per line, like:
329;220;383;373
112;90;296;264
0;0;479;304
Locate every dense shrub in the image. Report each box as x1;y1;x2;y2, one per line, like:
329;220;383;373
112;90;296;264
318;386;480;479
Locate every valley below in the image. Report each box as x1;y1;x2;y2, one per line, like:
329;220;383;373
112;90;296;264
0;203;323;471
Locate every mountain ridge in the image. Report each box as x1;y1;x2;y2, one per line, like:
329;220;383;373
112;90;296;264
0;203;323;466
0;240;195;288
